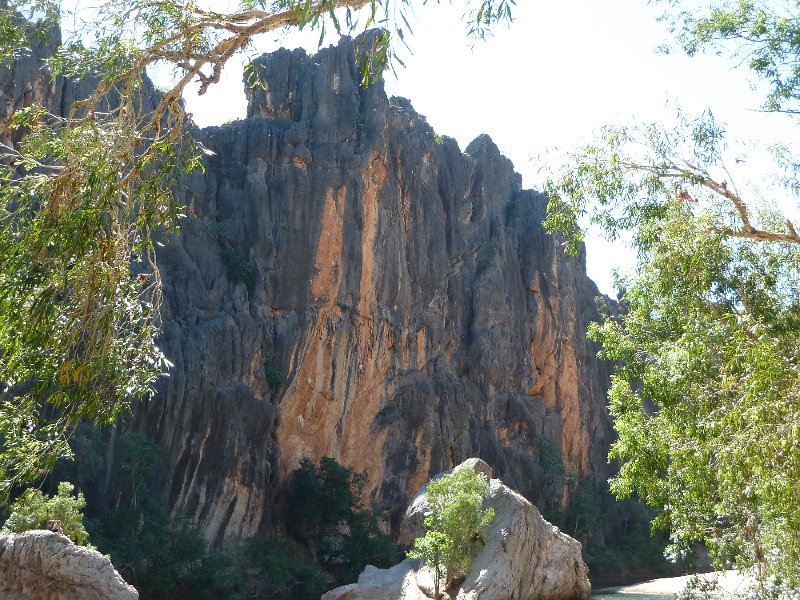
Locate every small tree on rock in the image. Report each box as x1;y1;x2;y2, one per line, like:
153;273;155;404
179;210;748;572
408;466;494;600
1;481;90;546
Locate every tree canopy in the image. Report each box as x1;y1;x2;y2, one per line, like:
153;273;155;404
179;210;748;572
0;0;514;498
545;0;800;587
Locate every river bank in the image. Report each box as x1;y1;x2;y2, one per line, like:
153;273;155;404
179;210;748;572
594;570;754;597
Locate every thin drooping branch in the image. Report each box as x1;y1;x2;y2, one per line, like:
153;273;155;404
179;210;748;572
621;159;800;246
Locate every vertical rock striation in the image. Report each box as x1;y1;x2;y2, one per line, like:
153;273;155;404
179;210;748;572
133;34;615;543
1;25;615;545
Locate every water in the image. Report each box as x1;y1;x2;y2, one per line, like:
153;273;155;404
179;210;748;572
593;595;674;600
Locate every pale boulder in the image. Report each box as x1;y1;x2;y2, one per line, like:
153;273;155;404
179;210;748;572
0;530;138;600
325;458;591;600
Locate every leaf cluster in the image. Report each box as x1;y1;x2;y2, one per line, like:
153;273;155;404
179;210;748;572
288;456;398;583
407;466;494;594
664;0;800;113
1;480;90;545
546;115;800;581
543;34;800;580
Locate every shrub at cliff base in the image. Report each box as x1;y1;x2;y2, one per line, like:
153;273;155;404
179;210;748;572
288;456;400;582
408;466;495;600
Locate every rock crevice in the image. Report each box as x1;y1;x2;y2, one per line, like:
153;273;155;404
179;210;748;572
1;27;615;544
135;34;615;541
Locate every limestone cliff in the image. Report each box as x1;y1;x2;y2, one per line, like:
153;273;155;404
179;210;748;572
131;35;615;544
1;27;615;546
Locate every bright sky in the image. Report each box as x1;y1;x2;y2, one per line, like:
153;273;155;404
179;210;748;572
144;0;799;297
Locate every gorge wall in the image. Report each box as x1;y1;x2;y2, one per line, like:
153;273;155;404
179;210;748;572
1;29;616;546
134;35;616;544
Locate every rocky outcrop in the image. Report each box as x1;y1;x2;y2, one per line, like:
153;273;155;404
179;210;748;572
323;458;591;600
2;25;615;545
0;530;138;600
131;33;615;543
0;19;148;148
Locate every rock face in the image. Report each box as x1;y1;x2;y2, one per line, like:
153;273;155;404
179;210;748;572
323;458;591;600
130;33;615;543
2;27;615;544
0;530;138;600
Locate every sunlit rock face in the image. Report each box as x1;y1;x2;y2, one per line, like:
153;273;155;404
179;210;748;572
0;25;614;545
131;33;615;544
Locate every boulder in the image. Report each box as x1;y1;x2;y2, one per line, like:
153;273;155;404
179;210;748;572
0;530;138;600
324;459;591;600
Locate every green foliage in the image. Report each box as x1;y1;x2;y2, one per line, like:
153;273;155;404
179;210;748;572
662;1;800;113
538;436;567;508
504;198;520;223
0;1;59;65
52;428;241;599
543;7;800;586
407;467;494;599
242;539;328;599
544;105;800;585
265;366;287;391
209;221;257;291
96;502;241;599
288;456;398;583
2;481;90;546
219;243;256;291
475;239;499;275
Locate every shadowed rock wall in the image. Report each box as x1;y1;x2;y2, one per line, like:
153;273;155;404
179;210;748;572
133;35;615;543
0;26;615;545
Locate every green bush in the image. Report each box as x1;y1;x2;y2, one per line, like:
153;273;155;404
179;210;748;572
538;437;567;509
219;243;256;291
407;467;494;599
2;481;90;545
288;457;399;582
505;198;520;222
243;539;328;599
265;366;286;391
475;240;499;275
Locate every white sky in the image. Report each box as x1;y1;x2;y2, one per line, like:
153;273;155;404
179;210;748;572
144;0;800;297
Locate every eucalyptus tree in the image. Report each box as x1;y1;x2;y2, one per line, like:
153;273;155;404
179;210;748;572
544;0;800;586
0;0;514;499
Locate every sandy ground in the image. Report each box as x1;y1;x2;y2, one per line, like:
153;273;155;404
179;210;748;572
595;570;755;595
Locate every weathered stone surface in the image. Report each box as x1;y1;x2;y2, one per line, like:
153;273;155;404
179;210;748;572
324;458;591;600
322;560;428;600
130;33;615;542
2;27;615;544
0;530;138;600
